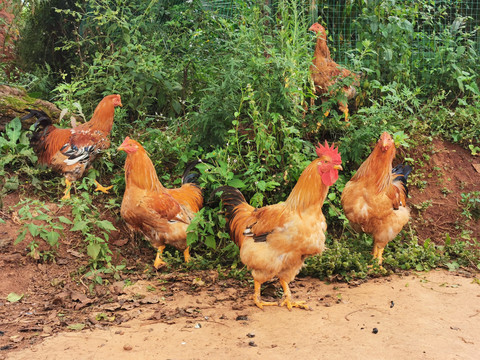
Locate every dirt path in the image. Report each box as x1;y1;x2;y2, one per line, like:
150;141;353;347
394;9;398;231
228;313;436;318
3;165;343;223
4;269;479;360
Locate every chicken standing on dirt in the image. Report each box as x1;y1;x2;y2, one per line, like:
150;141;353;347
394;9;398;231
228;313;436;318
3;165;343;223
309;23;360;121
341;132;412;265
118;137;203;269
214;142;342;310
22;94;122;200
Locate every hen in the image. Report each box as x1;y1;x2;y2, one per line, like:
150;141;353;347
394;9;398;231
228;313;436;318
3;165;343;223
309;23;359;121
22;94;122;200
118;137;203;269
214;142;342;310
341;132;412;265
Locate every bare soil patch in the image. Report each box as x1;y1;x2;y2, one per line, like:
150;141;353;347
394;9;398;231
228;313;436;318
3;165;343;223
408;138;479;244
3;270;480;360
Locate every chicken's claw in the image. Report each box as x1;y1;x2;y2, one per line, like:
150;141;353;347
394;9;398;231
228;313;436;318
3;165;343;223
278;279;309;310
153;258;167;269
153;245;167;269
253;280;278;310
94;180;113;194
254;299;278;310
280;298;310;311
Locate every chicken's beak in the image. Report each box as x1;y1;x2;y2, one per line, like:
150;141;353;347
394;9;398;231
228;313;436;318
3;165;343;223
334;164;343;171
117;145;125;152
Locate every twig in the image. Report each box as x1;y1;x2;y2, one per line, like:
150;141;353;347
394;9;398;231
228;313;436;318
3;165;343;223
469;310;480;318
344;307;386;321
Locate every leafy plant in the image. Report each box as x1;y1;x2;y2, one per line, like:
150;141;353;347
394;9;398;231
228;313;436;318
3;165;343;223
460;191;480;221
67;193;118;270
13;199;66;262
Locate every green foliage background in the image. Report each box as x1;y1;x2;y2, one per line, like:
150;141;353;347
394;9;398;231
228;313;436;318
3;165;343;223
1;0;479;279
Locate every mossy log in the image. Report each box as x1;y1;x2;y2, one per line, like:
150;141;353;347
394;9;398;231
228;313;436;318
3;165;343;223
0;85;61;132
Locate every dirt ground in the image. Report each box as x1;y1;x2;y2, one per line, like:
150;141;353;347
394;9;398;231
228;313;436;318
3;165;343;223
0;137;479;359
3;269;480;360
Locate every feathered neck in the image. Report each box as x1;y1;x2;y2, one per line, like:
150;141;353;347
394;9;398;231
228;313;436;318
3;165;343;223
124;148;165;192
351;143;396;193
285;160;329;212
313;28;331;61
82;98;116;134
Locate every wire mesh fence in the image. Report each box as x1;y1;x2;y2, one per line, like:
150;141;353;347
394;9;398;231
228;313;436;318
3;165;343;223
200;0;480;69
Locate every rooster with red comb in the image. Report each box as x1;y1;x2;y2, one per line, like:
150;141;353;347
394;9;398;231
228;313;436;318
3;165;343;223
213;141;342;310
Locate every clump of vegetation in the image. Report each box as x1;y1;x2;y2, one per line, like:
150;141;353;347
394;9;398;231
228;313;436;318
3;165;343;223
1;0;478;284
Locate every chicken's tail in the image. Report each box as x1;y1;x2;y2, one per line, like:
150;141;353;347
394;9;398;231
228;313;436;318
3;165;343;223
392;164;412;196
391;164;412;208
210;185;254;247
21;109;55;162
181;160;203;185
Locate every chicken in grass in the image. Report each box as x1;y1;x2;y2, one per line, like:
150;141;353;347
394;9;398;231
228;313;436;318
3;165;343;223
118;137;203;268
22;94;122;200
341;132;412;265
214;142;342;310
309;23;360;121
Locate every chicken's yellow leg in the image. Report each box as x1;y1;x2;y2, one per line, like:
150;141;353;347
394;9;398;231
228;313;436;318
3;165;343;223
343;108;349;122
279;279;309;311
94;180;113;194
153;245;167;269
369;244;385;271
61;179;72;200
372;244;385;265
183;247;191;263
253;280;277;310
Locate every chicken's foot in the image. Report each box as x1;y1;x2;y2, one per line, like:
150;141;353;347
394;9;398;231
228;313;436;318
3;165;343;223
153;245;167;269
279;279;310;311
253;280;278;310
94;180;113;194
61;179;73;200
183;247;191;263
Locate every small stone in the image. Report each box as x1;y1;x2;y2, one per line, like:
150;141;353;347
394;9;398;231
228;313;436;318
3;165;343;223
194;323;202;329
390;301;394;308
372;328;378;334
123;344;133;351
236;315;248;321
10;335;23;343
248;341;257;347
246;333;255;338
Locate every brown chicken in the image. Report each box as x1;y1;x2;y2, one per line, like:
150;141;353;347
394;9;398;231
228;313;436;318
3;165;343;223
309;23;359;121
215;142;342;310
22;94;122;199
118;137;203;268
341;132;412;265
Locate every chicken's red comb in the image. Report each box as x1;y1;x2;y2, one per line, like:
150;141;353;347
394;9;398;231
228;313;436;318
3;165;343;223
316;141;342;163
120;136;131;147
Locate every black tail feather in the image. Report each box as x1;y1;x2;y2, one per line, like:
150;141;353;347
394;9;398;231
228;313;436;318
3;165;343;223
21;109;54;151
209;185;247;219
181;159;203;185
392;164;412;196
21;109;52;127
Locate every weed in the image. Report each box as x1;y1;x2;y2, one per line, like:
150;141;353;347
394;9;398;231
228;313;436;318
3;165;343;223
13;199;64;262
460;192;480;221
